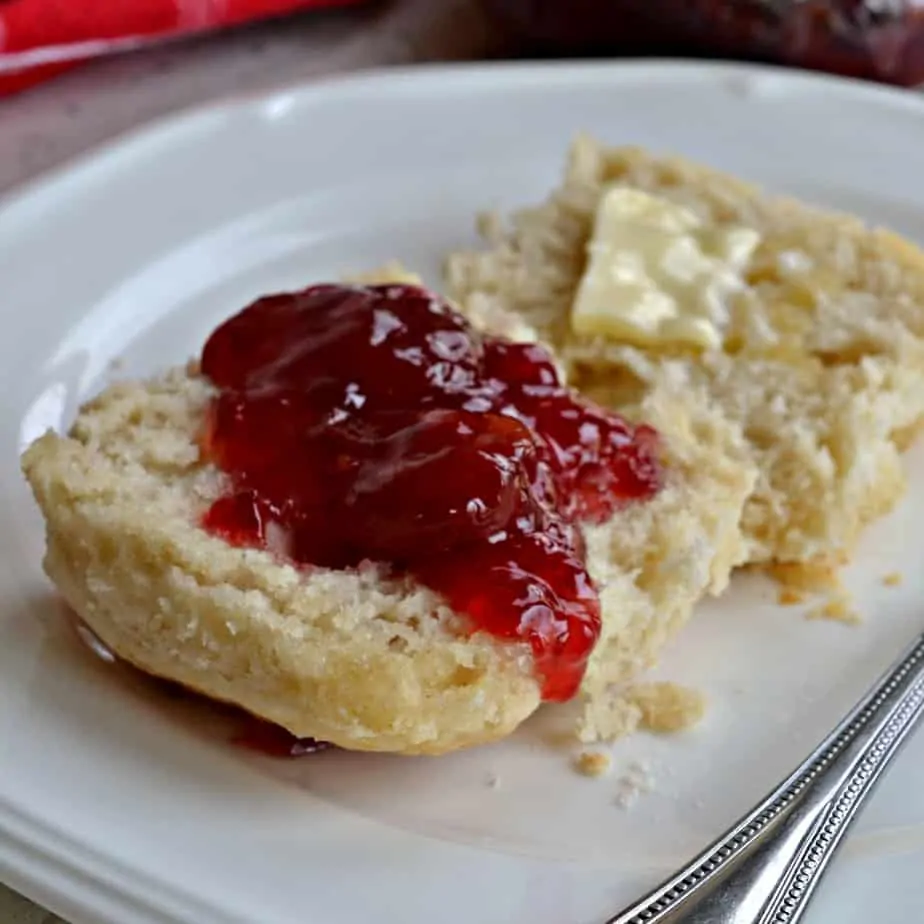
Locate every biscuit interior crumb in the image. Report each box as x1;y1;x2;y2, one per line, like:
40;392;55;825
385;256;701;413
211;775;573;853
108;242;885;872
882;571;903;587
630;682;706;734
766;558;845;597
577;681;706;743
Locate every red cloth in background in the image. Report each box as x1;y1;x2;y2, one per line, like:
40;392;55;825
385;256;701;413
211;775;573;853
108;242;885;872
0;0;367;94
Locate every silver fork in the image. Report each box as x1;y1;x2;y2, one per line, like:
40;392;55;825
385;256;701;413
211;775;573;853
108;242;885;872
607;629;924;924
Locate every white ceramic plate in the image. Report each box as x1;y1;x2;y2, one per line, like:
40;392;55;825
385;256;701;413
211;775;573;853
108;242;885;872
2;60;924;924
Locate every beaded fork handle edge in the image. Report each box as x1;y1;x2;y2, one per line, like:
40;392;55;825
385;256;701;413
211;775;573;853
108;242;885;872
607;629;924;924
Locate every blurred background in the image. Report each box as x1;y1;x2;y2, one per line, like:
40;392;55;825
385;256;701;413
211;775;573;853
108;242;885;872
2;0;923;193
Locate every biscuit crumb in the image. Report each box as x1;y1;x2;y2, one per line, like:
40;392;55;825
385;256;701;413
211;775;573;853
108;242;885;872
777;587;806;606
615;760;654;809
577;691;643;744
577;681;705;743
574;751;611;778
807;595;861;625
767;558;844;597
882;571;903;587
629;682;707;734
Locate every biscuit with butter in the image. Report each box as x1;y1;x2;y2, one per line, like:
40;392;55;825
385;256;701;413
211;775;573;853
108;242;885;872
445;137;924;579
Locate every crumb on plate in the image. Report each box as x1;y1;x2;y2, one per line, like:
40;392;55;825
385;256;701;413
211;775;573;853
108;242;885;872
777;586;806;606
767;557;845;597
574;751;612;778
806;595;861;625
614;760;655;809
629;682;707;734
578;681;706;743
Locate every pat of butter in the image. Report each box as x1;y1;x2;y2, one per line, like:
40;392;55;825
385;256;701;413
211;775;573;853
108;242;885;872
571;187;760;350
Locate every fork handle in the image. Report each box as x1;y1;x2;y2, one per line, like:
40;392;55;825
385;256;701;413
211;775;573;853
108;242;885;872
607;629;924;924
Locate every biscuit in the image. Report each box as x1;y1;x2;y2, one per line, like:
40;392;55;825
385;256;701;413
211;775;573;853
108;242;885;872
22;326;752;752
445;137;924;579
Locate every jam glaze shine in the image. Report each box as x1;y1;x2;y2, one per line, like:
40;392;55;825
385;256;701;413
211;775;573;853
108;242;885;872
200;283;662;702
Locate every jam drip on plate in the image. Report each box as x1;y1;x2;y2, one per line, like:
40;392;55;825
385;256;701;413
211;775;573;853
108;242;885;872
231;719;331;758
200;283;662;700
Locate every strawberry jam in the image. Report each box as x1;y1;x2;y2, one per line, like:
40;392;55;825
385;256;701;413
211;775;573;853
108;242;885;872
199;283;662;700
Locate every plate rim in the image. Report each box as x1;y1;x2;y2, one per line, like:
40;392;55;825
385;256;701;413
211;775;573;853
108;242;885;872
4;55;924;220
3;56;924;924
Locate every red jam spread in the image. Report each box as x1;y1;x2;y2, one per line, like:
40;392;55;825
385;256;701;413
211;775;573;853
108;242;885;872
199;283;662;701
